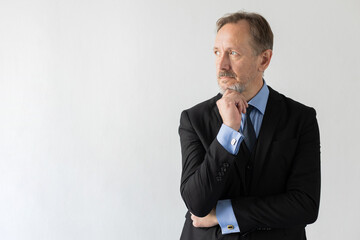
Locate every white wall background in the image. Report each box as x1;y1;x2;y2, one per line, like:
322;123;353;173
0;0;359;239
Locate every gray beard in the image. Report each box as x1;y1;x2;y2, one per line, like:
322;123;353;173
219;83;245;95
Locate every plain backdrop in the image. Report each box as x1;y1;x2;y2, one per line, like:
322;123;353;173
1;0;360;239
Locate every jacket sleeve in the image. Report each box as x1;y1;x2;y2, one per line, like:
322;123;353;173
232;108;321;233
179;110;238;217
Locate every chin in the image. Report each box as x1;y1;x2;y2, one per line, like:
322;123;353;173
219;82;245;94
218;79;234;89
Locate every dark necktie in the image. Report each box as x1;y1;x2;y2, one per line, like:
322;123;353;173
243;105;256;152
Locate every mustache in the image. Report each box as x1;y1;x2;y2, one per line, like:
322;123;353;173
218;71;236;78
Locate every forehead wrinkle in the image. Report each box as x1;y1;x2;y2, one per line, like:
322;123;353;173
215;21;253;54
215;35;249;53
214;37;241;51
213;40;246;53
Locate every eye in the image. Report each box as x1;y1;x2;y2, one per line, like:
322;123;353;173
214;50;220;56
230;50;238;56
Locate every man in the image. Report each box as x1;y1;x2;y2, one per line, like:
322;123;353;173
179;11;320;240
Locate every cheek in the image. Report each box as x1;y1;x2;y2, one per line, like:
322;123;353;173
215;60;220;70
231;65;243;76
234;61;253;74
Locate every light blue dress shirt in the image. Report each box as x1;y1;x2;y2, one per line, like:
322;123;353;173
216;81;269;234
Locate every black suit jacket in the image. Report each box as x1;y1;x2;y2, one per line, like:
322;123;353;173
179;87;320;240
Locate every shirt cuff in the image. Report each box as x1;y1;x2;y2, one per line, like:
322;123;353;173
216;199;240;234
216;124;243;155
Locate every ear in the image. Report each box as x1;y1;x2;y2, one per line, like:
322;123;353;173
258;49;272;72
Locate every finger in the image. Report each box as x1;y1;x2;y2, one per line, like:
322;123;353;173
234;98;244;111
224;89;235;97
242;102;248;114
242;102;247;114
237;97;248;114
191;216;200;227
237;102;246;114
226;90;243;101
235;102;242;114
223;89;232;97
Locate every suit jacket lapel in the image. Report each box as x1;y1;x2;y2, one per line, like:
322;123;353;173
250;87;283;191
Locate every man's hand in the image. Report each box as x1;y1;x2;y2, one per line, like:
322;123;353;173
216;90;248;131
191;209;218;228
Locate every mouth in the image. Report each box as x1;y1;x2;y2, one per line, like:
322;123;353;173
219;76;235;81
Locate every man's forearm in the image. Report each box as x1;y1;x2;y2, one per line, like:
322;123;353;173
179;109;239;217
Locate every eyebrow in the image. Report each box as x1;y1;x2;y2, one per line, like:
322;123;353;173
213;47;243;52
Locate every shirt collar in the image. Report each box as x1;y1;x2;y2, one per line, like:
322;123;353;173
248;80;269;115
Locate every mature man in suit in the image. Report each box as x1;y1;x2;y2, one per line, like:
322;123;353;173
178;11;320;240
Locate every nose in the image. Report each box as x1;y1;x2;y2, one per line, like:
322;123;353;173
218;53;231;71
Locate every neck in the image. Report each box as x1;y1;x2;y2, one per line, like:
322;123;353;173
244;78;264;102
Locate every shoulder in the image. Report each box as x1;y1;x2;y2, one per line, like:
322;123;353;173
181;93;221;119
267;86;319;140
268;86;316;117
